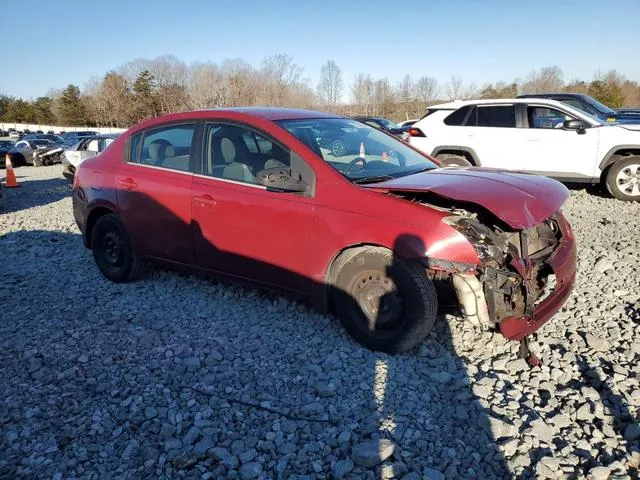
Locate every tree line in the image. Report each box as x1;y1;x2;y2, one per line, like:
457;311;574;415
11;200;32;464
1;55;639;128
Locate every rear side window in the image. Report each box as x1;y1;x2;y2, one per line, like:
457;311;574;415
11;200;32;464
444;106;471;126
129;124;196;172
475;105;516;128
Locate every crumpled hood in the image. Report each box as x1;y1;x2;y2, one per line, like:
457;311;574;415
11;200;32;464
362;167;569;229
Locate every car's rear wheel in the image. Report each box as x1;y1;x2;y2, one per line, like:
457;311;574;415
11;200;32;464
332;247;438;353
606;156;640;201
91;213;147;282
436;153;472;167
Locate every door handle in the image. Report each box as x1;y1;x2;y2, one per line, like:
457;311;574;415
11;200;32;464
118;178;137;191
193;194;217;208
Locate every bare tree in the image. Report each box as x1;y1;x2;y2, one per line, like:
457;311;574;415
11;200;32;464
414;76;439;106
446;76;464;100
396;75;414;104
220;59;257;107
351;74;374;115
189;62;226;109
260;54;303;106
316;60;343;107
520;66;564;94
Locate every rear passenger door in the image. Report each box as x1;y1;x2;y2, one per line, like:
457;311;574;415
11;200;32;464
463;104;530;170
192;122;316;294
116;122;201;264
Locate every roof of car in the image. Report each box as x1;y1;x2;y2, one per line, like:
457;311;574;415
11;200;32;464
203;107;341;121
428;98;572;109
516;93;587;99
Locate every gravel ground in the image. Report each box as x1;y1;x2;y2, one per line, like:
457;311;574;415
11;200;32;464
1;166;639;480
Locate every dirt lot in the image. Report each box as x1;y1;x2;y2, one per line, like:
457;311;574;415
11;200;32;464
1;166;639;479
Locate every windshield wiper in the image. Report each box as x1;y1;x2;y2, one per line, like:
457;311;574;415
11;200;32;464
352;175;395;184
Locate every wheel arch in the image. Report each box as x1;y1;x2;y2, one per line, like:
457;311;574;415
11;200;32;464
85;205;116;249
431;146;481;166
598;145;640;173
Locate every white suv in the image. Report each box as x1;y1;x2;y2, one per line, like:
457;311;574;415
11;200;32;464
408;98;640;201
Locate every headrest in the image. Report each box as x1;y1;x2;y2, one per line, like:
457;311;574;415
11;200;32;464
220;137;236;164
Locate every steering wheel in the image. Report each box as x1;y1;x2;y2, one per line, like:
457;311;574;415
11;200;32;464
343;157;367;176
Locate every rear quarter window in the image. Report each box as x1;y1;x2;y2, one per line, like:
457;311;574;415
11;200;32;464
444;106;472;126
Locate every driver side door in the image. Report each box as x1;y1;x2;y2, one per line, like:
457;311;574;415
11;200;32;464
192;122;317;294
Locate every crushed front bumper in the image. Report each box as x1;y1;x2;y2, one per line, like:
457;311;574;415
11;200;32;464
498;232;577;340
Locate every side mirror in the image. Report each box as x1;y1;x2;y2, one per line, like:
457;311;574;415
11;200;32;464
256;167;308;193
563;119;586;134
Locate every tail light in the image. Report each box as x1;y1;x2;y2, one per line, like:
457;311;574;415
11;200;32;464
407;127;425;138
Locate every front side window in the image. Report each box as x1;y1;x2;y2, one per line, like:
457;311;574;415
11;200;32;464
203;123;291;185
475;105;516;128
276;118;437;183
527;106;575;129
131;124;196;172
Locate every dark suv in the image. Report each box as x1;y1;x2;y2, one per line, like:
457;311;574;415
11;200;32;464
517;93;640;125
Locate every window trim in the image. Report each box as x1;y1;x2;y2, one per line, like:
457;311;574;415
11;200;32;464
126;121;202;174
200;120;316;197
524;103;581;130
472;104;517;128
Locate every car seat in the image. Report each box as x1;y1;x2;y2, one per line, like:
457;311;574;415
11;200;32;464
216;136;255;183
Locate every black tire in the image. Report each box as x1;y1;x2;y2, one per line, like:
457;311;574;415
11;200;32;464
332;247;438;353
10;153;24;167
91;213;147;282
436;153;472;167
605;155;640;201
330;139;346;157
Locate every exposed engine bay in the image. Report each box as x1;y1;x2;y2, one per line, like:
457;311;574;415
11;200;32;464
396;192;563;328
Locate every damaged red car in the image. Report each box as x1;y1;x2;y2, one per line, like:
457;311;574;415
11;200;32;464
73;108;576;355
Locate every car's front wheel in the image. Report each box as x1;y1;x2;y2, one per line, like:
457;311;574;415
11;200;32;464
606;156;640;201
91;213;147;282
330;139;346;157
332;247;438;353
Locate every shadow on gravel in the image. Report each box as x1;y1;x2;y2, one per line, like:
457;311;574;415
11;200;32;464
0;175;71;214
576;356;639;476
564;182;609;199
0;190;513;479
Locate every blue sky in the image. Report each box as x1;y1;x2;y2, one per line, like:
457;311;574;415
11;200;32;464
2;0;639;99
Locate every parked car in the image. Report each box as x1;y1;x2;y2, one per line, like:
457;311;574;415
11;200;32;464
74;107;576;355
615;107;640;116
22;133;65;144
11;138;64;166
407;98;640;201
61;131;99;147
8;130;20;139
62;134;119;179
351;116;410;141
0;140;15;167
516;93;640;125
398;119;418;128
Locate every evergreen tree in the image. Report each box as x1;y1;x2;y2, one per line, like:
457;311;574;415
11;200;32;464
59;84;86;125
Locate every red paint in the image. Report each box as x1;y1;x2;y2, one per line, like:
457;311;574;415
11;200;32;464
74;108;576;340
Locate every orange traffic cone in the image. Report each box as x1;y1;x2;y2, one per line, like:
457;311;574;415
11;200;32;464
3;153;20;188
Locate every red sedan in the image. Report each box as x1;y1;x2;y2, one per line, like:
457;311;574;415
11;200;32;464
73;108;576;354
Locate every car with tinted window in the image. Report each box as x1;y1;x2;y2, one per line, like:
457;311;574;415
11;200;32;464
352;116;409;140
516;93;640;125
408;98;640;200
74;108;576;356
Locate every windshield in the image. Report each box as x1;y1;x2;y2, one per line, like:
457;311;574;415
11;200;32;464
276;118;437;182
583;96;617;115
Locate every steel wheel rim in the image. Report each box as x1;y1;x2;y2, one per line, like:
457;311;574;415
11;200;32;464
352;270;405;334
616;164;640;196
332;141;345;157
101;231;125;269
